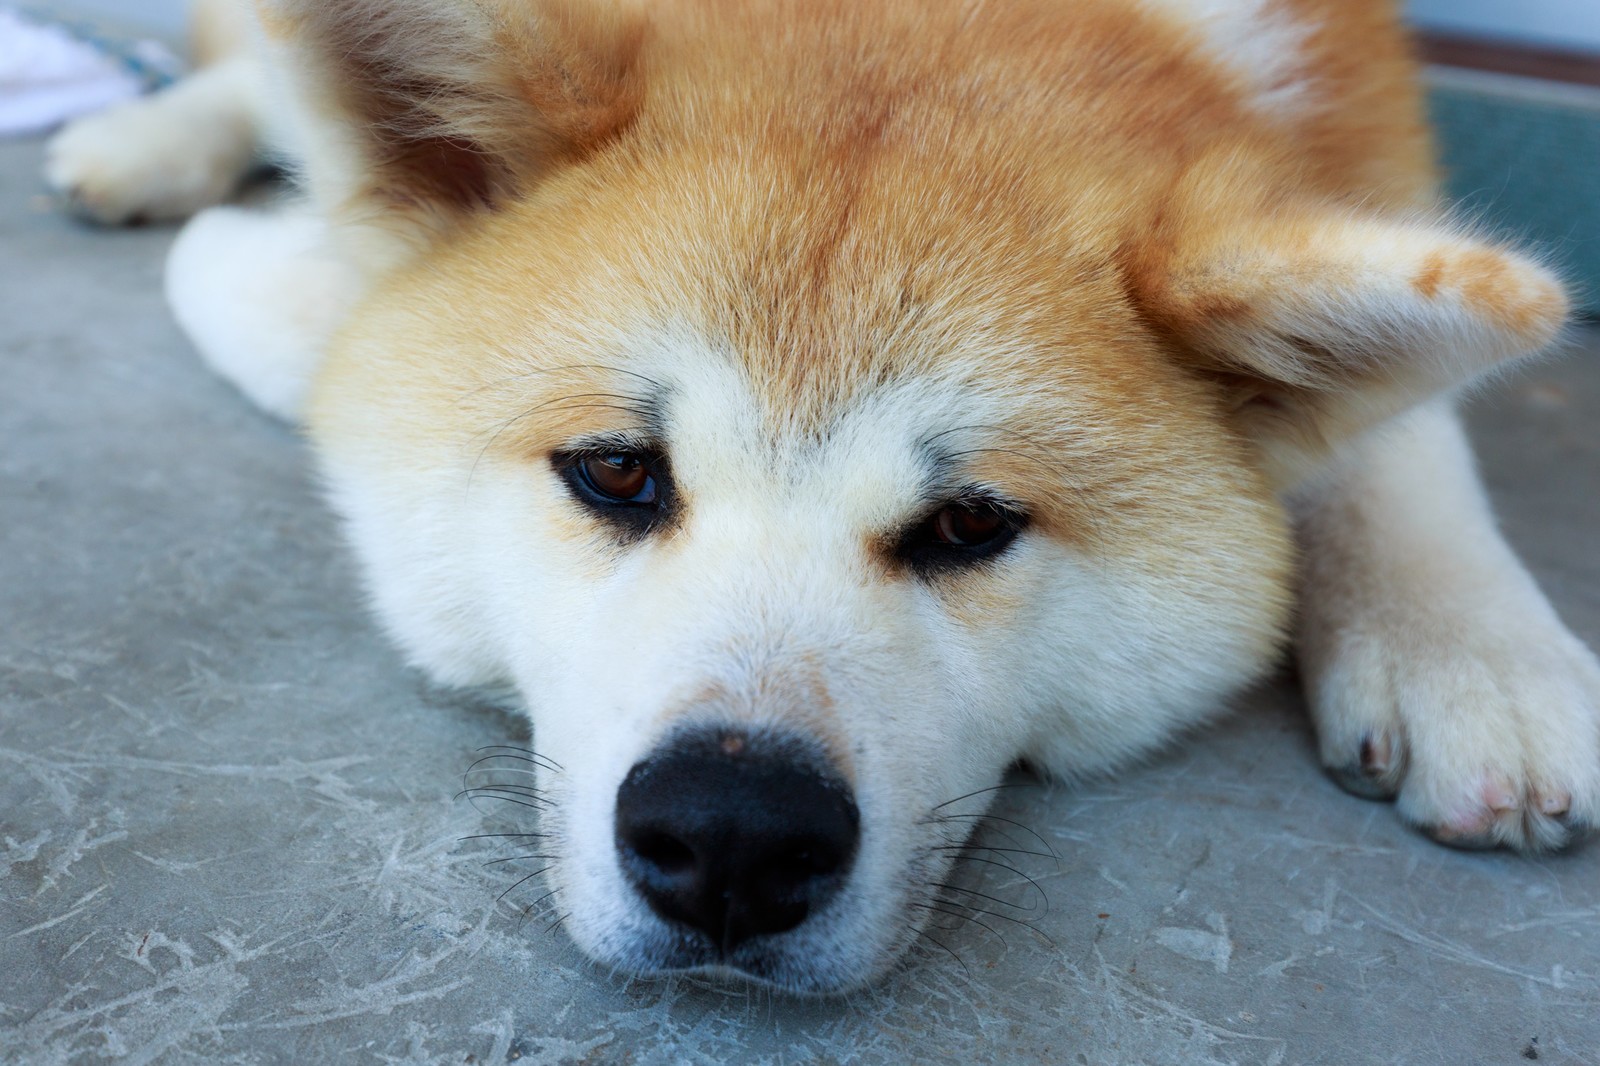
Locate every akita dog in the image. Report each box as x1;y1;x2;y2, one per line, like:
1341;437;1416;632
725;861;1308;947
45;0;1600;992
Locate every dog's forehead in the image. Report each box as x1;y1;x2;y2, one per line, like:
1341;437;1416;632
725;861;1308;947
461;211;1223;544
457;98;1238;532
488;310;1206;554
635;335;1027;504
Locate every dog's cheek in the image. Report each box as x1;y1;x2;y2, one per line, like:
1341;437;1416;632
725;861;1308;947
1009;522;1292;777
311;435;508;687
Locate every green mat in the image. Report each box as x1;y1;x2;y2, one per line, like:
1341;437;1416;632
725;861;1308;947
1429;68;1600;315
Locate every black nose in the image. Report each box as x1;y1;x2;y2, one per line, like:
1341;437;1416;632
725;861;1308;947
613;730;860;953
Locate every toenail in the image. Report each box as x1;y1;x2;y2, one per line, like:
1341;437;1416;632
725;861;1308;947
1360;732;1393;774
1328;762;1394;800
1537;791;1572;816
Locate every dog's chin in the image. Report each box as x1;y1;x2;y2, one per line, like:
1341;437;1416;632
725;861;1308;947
613;949;884;998
581;912;894;997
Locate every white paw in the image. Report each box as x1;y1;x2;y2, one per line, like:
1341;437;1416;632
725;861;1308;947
166;205;361;421
1307;601;1600;851
45;93;251;224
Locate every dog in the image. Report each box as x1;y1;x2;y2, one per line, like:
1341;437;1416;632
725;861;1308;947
44;0;1600;993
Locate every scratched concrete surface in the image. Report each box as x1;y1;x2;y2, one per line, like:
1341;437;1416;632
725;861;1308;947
3;122;1600;1064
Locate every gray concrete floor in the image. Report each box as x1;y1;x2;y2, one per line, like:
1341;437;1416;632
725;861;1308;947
3;129;1600;1063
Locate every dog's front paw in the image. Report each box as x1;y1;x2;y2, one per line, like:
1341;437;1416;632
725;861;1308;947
45;98;249;224
1306;605;1600;851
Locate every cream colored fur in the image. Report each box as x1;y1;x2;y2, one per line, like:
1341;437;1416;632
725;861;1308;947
44;0;1600;991
1295;401;1600;848
165;204;364;420
46;56;264;224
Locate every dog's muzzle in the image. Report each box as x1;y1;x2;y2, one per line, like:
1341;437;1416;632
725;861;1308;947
613;728;859;954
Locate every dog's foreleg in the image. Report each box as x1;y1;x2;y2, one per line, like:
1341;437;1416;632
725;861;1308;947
165;204;361;421
1295;399;1600;850
45;55;264;225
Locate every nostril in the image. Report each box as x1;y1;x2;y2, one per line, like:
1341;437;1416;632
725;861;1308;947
630;831;695;874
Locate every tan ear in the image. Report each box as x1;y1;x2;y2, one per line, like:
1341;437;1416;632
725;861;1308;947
259;0;642;243
1130;210;1570;486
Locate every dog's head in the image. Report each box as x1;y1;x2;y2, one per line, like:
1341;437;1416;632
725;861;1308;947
278;0;1568;990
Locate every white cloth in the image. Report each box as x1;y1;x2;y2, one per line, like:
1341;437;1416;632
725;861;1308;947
0;9;167;136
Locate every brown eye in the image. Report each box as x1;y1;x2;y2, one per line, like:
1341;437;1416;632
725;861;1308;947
579;453;657;504
933;504;1007;547
897;495;1025;576
555;446;673;539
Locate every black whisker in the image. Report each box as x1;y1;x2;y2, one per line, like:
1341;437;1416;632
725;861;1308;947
458;782;546;798
459;783;548;798
930;782;1027;812
464;767;542;785
462;793;549;816
481;853;556;868
934;813;1058;860
910;902;1005;945
467;759;548;780
915;930;970;976
517;888;562;933
523;887;561;913
931;880;1043;916
932;843;1055;861
474;745;564;772
930;895;1055;947
943;851;1028;879
496;866;553;906
942;854;1051;910
931;814;1035;853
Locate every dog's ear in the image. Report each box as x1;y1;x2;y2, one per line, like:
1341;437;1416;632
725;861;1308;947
259;0;642;247
1128;209;1569;486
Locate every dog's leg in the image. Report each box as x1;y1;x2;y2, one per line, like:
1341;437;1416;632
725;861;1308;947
165;204;362;421
1296;400;1600;850
45;54;263;225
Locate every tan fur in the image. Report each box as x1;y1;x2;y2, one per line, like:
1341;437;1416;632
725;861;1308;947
191;0;252;68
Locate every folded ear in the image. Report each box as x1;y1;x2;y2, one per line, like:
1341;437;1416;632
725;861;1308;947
258;0;642;246
1129;210;1570;486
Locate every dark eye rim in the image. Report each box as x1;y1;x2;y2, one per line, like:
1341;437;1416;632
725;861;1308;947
552;446;674;535
896;493;1029;576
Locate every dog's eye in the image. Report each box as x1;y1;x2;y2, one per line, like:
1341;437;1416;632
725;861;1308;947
578;453;658;505
555;449;673;536
932;504;1008;547
898;497;1025;575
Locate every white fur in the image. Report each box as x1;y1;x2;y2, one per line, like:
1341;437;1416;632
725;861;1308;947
166;205;362;421
1137;0;1317;115
1295;401;1600;849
